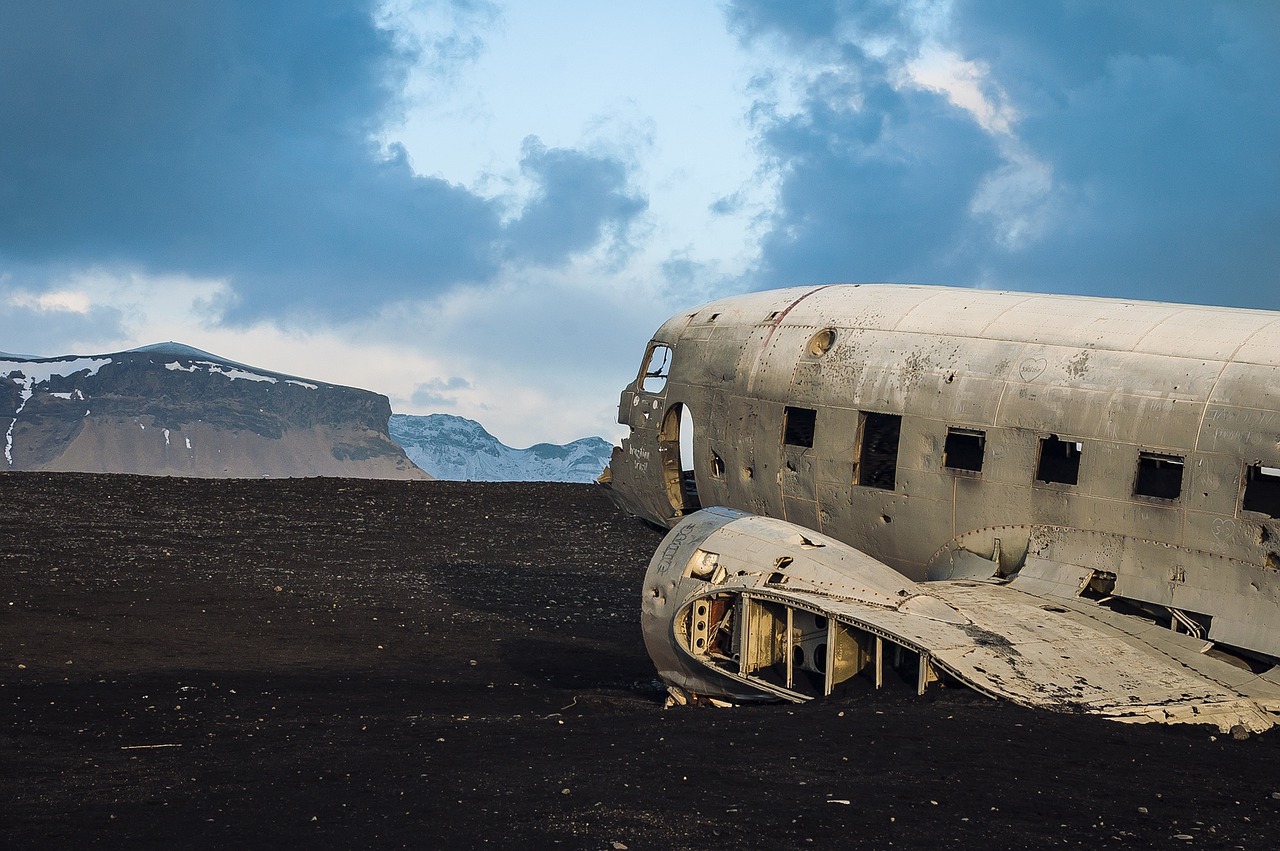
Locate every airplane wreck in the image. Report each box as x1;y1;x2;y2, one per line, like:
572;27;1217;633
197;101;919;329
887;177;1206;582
602;284;1280;732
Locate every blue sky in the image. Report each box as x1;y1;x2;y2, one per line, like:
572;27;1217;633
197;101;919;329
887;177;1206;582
2;1;1277;445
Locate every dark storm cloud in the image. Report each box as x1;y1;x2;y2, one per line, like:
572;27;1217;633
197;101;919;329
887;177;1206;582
728;0;1280;307
0;1;645;319
752;60;1002;286
946;0;1280;305
504;137;648;265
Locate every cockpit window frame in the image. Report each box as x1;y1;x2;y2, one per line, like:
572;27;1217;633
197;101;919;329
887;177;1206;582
640;343;673;394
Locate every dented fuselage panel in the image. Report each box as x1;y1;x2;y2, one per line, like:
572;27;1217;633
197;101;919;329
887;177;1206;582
607;284;1280;728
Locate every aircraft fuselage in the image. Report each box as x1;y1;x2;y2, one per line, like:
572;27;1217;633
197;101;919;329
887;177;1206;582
605;284;1280;663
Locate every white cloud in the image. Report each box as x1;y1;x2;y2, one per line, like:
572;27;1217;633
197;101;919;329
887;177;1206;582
904;44;1017;135
968;145;1057;248
6;251;693;448
356;252;689;445
7;288;94;315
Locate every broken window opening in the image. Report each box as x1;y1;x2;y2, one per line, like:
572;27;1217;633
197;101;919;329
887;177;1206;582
1035;435;1081;486
943;427;985;473
1243;464;1280;518
857;412;902;490
783;406;817;449
1134;451;1184;500
640;344;672;394
710;449;725;479
684;549;722;580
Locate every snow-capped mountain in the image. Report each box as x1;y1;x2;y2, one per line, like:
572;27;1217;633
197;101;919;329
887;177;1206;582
1;343;427;479
389;413;612;482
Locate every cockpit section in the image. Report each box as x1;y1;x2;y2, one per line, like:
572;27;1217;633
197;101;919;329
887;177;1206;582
601;339;700;526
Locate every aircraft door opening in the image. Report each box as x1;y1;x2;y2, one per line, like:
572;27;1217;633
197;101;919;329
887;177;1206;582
659;403;702;516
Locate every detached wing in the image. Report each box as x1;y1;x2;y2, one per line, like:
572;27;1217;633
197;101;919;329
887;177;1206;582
646;510;1280;732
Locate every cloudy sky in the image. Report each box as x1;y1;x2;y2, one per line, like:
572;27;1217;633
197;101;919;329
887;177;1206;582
2;1;1277;446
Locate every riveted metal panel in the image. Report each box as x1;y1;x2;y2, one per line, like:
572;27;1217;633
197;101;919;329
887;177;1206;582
785;284;937;330
1208;362;1280;410
1199;411;1280;462
997;384;1202;448
1136;308;1276;360
1231;319;1280;366
783;494;819;529
1008;346;1217;402
1178;455;1242;517
893;288;1039;337
972;295;1176;350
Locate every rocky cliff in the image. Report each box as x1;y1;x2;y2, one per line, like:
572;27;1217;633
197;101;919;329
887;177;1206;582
1;343;428;479
389;413;611;482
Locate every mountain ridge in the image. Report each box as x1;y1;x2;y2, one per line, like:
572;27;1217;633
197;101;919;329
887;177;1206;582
2;345;426;479
389;413;611;482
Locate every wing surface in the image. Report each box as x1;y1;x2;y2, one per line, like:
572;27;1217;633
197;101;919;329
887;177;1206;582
644;510;1280;732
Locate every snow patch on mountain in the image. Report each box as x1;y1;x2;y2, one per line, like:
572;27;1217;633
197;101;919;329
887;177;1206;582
2;356;113;463
163;360;307;386
389;413;612;483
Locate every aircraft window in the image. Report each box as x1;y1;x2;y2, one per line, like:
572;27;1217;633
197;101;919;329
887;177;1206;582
1242;465;1280;518
943;428;985;473
1035;435;1081;486
641;344;672;393
783;406;817;448
806;328;836;357
710;449;726;478
857;412;902;490
1134;452;1184;500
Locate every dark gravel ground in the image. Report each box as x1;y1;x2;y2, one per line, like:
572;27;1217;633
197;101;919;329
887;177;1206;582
3;472;1280;849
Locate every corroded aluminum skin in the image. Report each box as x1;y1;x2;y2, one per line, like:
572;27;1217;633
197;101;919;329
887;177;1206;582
607;284;1280;663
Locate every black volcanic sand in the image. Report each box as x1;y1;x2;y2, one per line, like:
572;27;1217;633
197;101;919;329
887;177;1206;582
3;473;1280;849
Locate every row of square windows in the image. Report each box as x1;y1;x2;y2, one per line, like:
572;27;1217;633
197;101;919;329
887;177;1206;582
775;405;1280;517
